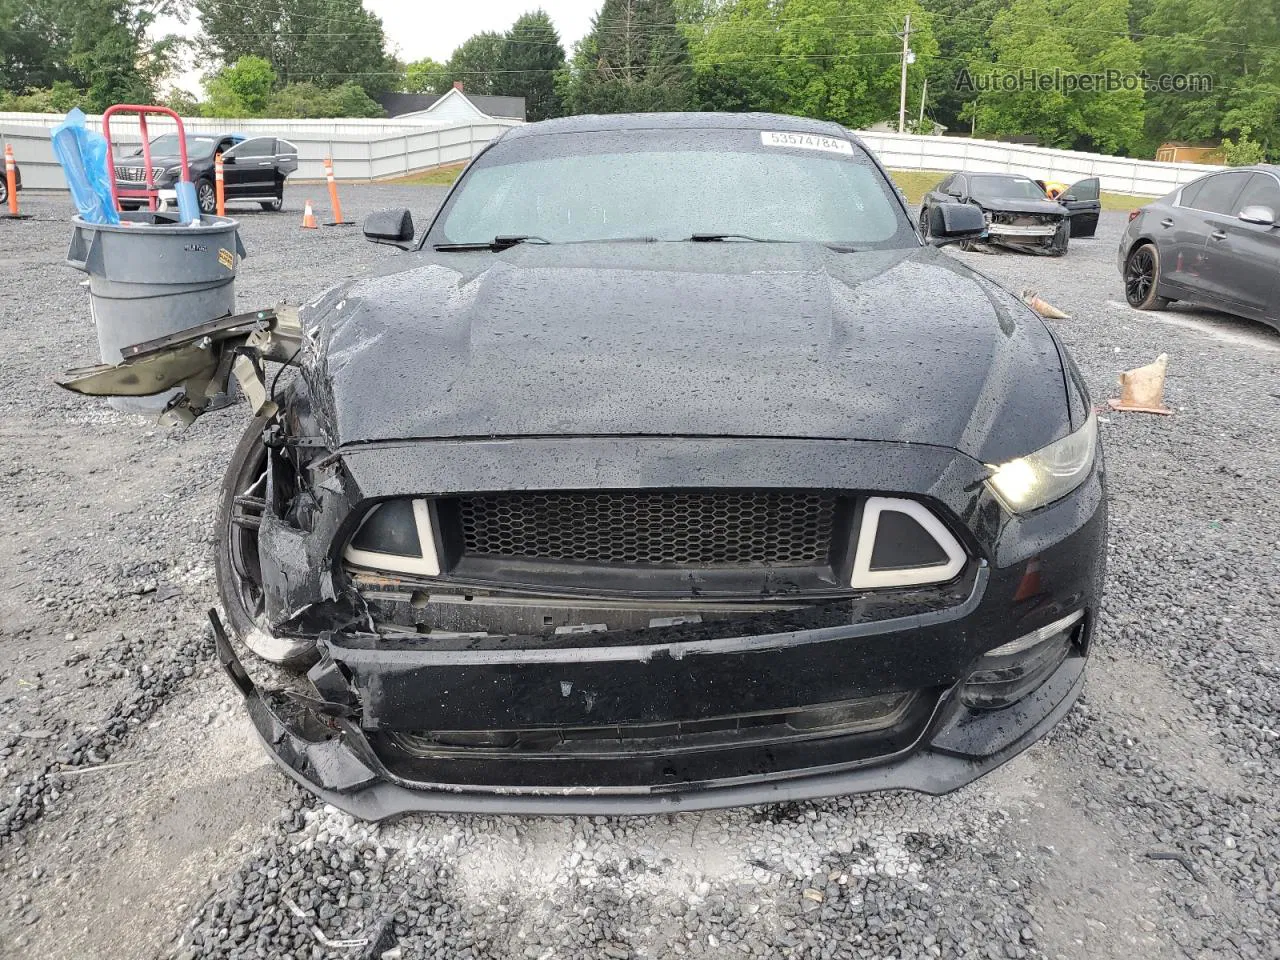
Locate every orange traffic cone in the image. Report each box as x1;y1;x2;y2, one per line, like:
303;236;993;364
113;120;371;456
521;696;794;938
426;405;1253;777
1108;353;1172;415
301;200;317;229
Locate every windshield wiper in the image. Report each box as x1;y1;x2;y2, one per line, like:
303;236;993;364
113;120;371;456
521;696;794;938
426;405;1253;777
685;233;785;243
434;235;553;252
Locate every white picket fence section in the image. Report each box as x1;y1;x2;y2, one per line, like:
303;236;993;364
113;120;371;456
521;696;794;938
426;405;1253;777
3;111;1222;197
856;130;1223;196
0;111;521;190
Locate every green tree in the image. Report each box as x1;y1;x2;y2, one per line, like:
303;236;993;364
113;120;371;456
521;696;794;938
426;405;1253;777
203;55;277;117
919;0;1011;134
402;57;448;93
975;0;1143;153
0;79;82;112
688;0;936;128
439;32;507;95
262;80;385;118
1141;0;1280;155
0;0;181;110
560;0;694;114
1221;127;1266;166
501;10;566;120
195;0;392;96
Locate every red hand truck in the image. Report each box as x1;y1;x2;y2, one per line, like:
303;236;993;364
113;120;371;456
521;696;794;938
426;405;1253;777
102;104;192;214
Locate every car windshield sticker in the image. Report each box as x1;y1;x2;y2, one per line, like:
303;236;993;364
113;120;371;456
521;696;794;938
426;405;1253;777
760;131;853;155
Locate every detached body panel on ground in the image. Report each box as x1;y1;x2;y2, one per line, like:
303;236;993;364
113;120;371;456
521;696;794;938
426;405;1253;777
64;112;1107;818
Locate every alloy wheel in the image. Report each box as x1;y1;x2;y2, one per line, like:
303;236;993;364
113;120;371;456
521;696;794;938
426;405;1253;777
1125;247;1155;307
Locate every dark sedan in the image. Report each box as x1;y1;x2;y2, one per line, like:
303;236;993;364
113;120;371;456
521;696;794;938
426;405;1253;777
921;172;1100;255
1120;165;1280;332
114;132;298;214
61;113;1106;819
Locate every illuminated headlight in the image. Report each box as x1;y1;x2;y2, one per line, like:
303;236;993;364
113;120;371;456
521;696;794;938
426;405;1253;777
986;412;1097;514
343;498;440;576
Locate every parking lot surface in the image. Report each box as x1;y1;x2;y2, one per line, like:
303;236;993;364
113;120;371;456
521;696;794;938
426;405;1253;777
0;188;1276;960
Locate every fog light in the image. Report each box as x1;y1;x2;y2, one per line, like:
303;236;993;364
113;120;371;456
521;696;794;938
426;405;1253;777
962;611;1083;710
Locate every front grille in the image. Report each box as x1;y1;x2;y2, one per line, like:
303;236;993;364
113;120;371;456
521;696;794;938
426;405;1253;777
114;165;165;182
454;490;838;566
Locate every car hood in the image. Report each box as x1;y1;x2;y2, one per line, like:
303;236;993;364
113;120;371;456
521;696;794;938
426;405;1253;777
975;197;1065;216
303;243;1070;464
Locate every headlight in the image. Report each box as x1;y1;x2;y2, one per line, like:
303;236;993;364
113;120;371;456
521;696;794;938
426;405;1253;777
987;412;1098;513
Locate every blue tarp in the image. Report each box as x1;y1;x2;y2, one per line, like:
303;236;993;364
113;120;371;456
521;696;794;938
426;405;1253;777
50;108;119;225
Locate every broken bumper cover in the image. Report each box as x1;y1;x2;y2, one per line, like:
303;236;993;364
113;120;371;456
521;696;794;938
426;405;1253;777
212;554;1099;818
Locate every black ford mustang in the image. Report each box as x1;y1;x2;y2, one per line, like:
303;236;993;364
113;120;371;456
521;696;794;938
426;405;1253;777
61;113;1106;818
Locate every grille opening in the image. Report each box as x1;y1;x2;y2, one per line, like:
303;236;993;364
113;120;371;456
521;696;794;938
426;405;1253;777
445;490;840;567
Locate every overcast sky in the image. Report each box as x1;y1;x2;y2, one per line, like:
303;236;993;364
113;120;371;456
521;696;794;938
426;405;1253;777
164;1;601;94
370;0;598;64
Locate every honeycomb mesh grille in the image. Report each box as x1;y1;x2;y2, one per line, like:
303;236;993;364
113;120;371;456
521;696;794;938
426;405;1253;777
454;491;838;566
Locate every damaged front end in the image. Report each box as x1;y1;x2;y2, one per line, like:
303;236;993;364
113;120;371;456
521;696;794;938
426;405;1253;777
985;211;1069;256
59;304;1104;819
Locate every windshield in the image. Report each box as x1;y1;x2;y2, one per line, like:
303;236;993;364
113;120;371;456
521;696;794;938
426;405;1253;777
969;175;1048;201
431;128;913;248
142;135;221;160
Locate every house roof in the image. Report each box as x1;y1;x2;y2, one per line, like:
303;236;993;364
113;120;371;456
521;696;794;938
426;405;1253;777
376;91;526;121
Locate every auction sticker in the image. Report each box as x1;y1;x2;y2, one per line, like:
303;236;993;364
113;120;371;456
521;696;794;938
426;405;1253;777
760;131;853;154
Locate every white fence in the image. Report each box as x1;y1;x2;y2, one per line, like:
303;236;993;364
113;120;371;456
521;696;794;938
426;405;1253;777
3;111;1222;197
0;112;521;190
857;130;1223;197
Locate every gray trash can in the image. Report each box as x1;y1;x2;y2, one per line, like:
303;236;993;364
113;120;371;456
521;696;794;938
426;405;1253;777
66;211;248;414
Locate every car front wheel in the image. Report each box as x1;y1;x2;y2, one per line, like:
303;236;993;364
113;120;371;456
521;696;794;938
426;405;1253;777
1124;243;1171;310
214;415;317;669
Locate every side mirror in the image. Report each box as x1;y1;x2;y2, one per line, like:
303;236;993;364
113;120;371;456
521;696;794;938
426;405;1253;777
363;208;415;248
927;203;986;246
1238;204;1276;226
1059;193;1076;203
222;154;236;165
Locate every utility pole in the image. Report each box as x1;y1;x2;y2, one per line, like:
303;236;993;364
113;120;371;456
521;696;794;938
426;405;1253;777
898;14;911;134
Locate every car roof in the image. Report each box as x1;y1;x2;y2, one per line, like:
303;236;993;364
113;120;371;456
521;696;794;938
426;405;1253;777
500;111;860;145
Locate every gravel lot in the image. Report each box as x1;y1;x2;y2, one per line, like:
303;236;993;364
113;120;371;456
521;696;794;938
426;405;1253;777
1;186;1276;960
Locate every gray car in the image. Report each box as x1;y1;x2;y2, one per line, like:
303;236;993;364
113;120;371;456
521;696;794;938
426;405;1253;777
1119;165;1280;332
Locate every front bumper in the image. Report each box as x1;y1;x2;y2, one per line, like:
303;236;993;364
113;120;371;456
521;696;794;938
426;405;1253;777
213;477;1104;817
217;602;1087;816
